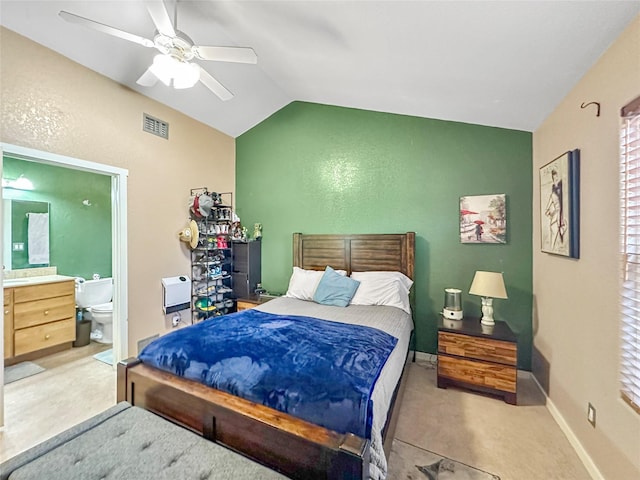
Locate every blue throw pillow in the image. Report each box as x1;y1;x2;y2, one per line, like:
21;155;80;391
313;266;360;307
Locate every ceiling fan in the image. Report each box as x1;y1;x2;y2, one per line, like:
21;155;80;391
59;1;257;101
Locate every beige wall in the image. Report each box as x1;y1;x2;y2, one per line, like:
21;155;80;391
0;27;236;355
533;15;640;479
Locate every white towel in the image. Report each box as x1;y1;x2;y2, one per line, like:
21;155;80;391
28;213;49;264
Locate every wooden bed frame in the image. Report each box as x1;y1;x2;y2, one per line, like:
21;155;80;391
117;232;415;479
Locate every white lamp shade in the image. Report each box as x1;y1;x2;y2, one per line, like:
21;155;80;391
469;271;508;299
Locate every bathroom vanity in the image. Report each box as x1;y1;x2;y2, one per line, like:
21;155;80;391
3;275;76;364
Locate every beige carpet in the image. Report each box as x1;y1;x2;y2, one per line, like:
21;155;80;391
388;439;499;479
393;360;592;480
1;352;593;478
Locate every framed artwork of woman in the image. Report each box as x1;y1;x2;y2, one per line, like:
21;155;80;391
539;149;580;258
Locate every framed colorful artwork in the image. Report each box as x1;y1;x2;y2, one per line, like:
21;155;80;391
460;194;506;244
539;149;580;258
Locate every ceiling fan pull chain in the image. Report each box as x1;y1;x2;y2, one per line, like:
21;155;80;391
173;1;178;32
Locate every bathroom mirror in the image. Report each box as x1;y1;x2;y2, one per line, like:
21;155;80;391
2;153;112;279
3;199;50;270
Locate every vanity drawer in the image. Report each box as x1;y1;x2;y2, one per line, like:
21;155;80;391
4;288;12;306
14;317;75;356
13;280;74;303
3;296;13;359
14;294;75;329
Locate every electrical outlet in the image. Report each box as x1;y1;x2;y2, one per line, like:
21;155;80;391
171;313;181;327
587;403;596;427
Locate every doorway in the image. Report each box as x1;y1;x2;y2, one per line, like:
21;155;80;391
0;142;128;427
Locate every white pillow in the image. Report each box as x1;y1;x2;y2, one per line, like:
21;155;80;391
350;271;414;290
350;271;412;314
285;266;347;301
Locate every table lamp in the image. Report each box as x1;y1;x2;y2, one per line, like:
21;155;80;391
468;271;508;326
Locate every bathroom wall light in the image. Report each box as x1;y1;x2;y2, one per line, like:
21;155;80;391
2;175;34;190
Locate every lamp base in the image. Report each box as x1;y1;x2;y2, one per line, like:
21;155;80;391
481;323;495;334
480;297;495;326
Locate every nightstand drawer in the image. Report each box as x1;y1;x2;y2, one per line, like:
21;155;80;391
236;295;277;312
438;355;516;393
237;300;257;311
438;331;517;366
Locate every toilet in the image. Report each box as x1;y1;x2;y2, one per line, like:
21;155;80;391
75;277;113;344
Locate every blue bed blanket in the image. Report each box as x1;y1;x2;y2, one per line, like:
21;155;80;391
139;309;398;439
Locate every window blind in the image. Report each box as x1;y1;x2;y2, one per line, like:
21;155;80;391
620;94;640;414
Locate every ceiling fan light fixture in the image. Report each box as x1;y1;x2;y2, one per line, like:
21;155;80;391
173;62;200;89
149;54;199;89
60;1;254;100
149;54;176;86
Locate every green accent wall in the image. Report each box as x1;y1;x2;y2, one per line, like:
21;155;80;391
236;102;533;369
3;155;112;279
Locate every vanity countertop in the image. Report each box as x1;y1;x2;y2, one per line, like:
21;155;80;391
3;274;75;288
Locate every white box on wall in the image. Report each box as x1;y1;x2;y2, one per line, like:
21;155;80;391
162;276;191;314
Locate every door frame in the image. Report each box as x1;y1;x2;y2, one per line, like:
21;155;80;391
0;143;128;427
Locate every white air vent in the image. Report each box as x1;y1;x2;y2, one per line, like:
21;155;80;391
143;113;169;139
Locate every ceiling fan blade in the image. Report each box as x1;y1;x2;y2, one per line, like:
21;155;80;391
59;11;154;48
136;68;159;87
198;67;233;101
193;46;257;64
146;1;176;37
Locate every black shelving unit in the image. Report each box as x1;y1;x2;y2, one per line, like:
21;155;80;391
232;240;261;299
190;189;235;322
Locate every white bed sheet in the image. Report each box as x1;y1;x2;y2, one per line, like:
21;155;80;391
255;296;413;480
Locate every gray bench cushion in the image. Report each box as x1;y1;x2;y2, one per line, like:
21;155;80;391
1;402;131;480
2;403;286;480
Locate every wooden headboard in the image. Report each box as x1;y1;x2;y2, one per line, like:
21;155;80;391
293;233;415;280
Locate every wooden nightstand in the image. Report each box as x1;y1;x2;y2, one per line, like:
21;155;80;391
437;317;518;405
236;295;277;312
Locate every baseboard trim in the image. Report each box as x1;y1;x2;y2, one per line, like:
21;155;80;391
415;352;604;479
529;373;604;480
413;351;437;364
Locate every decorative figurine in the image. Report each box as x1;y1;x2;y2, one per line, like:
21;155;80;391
231;221;242;240
253;223;262;240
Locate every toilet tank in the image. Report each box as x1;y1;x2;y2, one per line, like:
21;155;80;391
75;278;113;308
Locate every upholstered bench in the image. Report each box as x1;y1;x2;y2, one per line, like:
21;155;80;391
0;402;287;480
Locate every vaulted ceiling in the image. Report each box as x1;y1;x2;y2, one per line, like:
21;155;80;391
1;1;638;137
